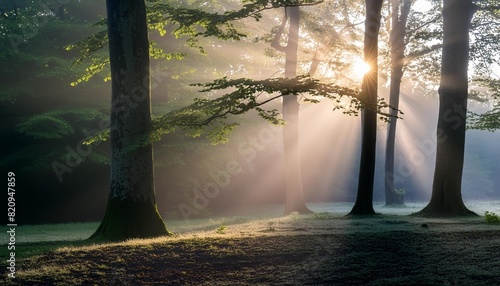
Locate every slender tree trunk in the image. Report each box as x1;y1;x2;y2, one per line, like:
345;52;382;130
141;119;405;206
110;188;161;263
385;0;411;206
272;7;312;214
416;0;477;217
283;6;312;214
349;0;383;215
91;0;169;241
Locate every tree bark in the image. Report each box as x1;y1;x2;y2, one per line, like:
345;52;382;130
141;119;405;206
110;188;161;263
384;0;411;206
416;0;477;217
349;0;383;215
91;0;169;241
273;7;312;214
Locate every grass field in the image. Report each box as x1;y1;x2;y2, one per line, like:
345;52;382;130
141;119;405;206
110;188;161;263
1;202;500;285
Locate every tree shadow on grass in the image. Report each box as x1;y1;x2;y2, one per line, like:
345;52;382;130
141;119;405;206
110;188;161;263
301;216;500;285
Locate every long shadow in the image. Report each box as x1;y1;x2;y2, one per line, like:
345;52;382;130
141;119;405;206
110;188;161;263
298;213;500;285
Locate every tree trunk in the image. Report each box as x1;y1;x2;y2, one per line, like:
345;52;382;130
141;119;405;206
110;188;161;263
91;0;169;241
384;0;411;206
277;7;312;214
349;0;383;215
416;0;477;217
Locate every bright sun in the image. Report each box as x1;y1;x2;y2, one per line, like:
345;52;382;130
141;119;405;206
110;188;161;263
352;59;371;78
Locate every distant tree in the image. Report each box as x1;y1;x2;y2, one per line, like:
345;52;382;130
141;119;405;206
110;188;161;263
271;7;312;214
384;0;412;206
90;0;169;240
349;0;384;215
381;0;445;206
416;0;478;216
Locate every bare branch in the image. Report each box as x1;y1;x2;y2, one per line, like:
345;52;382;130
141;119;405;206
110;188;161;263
403;43;443;64
271;11;288;51
406;14;441;40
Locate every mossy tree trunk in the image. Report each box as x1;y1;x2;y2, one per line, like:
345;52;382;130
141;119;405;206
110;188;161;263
90;0;169;241
349;0;383;216
384;0;411;206
416;0;477;217
272;7;312;215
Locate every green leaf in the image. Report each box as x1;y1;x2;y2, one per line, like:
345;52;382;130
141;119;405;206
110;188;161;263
17;115;74;139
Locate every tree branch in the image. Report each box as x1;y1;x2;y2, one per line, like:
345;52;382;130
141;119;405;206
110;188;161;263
271;11;288;52
405;14;441;40
243;0;324;19
84;76;400;145
403;43;443;64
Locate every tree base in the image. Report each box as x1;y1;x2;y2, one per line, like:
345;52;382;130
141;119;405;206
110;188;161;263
90;198;171;241
412;203;477;217
385;203;405;207
348;208;378;216
284;204;313;215
385;193;405;206
348;200;377;216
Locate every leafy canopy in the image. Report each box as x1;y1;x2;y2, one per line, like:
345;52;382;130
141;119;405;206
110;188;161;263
66;0;323;71
73;0;400;147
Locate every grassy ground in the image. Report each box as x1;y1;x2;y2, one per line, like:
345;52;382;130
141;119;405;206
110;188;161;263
1;203;500;285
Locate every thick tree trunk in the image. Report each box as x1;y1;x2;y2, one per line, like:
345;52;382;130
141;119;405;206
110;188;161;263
384;0;411;206
281;7;312;214
416;0;477;217
349;0;383;216
91;0;169;241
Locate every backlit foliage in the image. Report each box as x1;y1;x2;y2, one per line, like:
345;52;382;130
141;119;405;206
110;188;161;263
85;75;399;147
67;0;323;82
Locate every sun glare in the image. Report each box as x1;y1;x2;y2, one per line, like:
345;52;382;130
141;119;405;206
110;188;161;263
352;59;371;78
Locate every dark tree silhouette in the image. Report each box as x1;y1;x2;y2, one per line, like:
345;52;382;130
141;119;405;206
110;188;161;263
416;0;478;217
349;0;383;216
384;0;411;206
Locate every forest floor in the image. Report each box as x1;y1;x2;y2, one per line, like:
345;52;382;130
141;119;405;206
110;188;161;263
1;203;500;285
